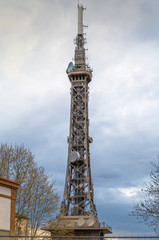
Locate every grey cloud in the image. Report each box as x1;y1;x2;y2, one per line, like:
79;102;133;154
0;0;159;235
97;202;153;234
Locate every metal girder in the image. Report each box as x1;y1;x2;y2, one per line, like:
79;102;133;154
60;66;97;218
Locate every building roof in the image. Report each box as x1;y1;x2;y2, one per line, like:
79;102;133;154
0;176;19;190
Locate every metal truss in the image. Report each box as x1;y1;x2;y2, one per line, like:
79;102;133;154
60;5;98;223
60;72;97;219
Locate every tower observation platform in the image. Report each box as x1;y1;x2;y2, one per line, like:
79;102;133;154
48;4;112;238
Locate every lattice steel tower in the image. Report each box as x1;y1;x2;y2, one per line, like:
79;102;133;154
58;5;112;236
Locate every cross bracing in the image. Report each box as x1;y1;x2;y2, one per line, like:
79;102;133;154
60;69;98;219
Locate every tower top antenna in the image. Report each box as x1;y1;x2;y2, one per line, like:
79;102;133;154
78;4;84;35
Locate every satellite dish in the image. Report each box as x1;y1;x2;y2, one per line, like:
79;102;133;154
79;183;83;188
77;218;85;227
66;62;74;73
69;151;80;163
87;218;95;227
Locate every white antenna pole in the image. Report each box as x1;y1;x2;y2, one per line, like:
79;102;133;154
78;5;83;35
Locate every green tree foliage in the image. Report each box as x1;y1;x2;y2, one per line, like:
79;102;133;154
131;161;159;234
0;143;59;236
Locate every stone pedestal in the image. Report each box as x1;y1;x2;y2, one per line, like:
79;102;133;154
47;216;112;240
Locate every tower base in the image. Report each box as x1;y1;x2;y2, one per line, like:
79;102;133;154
46;216;112;239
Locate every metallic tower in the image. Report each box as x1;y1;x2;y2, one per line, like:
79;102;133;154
58;5;112;235
60;4;96;221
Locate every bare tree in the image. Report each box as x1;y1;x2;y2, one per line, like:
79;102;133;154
0;143;59;236
130;161;159;234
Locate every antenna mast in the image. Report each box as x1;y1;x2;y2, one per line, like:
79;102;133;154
78;4;83;35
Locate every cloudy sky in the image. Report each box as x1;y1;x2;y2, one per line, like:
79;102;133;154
1;0;159;235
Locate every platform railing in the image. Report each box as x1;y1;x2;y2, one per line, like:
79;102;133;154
0;236;159;239
0;236;159;240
